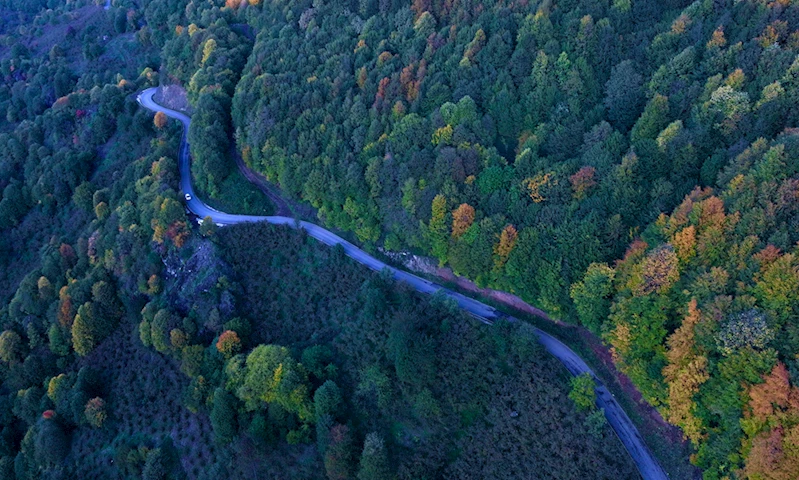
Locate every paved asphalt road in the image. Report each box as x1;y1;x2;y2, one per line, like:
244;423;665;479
137;87;669;480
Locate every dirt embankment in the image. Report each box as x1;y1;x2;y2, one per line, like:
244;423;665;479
435;267;554;321
154;85;193;115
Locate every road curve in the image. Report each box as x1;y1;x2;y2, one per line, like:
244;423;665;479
137;87;669;480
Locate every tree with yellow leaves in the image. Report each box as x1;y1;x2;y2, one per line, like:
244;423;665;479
201;38;217;65
662;300;708;444
523;173;553;203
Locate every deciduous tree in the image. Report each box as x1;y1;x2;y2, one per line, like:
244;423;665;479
0;330;22;363
494;224;518;270
570;263;615;333
216;330;241;359
428;194;449;265
153;111;167;129
662;300;708;444
84;397;107;428
569;373;596;411
451;203;475;238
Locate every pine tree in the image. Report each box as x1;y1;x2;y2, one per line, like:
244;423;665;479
314;380;342;423
211;388;237;443
357;432;392;480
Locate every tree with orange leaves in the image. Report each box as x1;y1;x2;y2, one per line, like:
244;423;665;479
743;425;799;480
493;224;517;270
742;363;799;480
636;244;680;296
153;111;167;129
569;166;597;200
216;330;241;359
671;226;696;265
451;203;475;238
58;286;74;326
748;362;799;422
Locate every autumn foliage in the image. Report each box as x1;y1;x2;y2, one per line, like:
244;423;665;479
85;397;107;428
451;203;475;238
153;111;167;129
569;166;597;200
493;224;517;269
215;330;241;359
748;363;799;423
662;300;708;444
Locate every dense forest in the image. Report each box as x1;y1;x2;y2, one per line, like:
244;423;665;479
2;0;799;477
218;0;799;477
0;1;640;479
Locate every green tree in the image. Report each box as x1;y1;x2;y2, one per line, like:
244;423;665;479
33;417;69;467
569;373;596;412
150;309;171;353
237;345;312;420
141;448;166;480
211;388;237;443
754;253;799;326
325;424;355;480
605;60;644;130
357;432;392;480
71;303;96;356
570;263;616;333
84;397;107;428
428;194;449;265
631;94;670;144
139;319;152;347
94;201;109;220
92;280;122;322
314;380;342;422
0;330;23;363
584;408;608;438
47;324;70;356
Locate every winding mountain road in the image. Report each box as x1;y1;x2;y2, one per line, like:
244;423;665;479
137;87;669;480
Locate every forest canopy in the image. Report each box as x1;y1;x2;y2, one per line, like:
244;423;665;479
2;0;799;478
